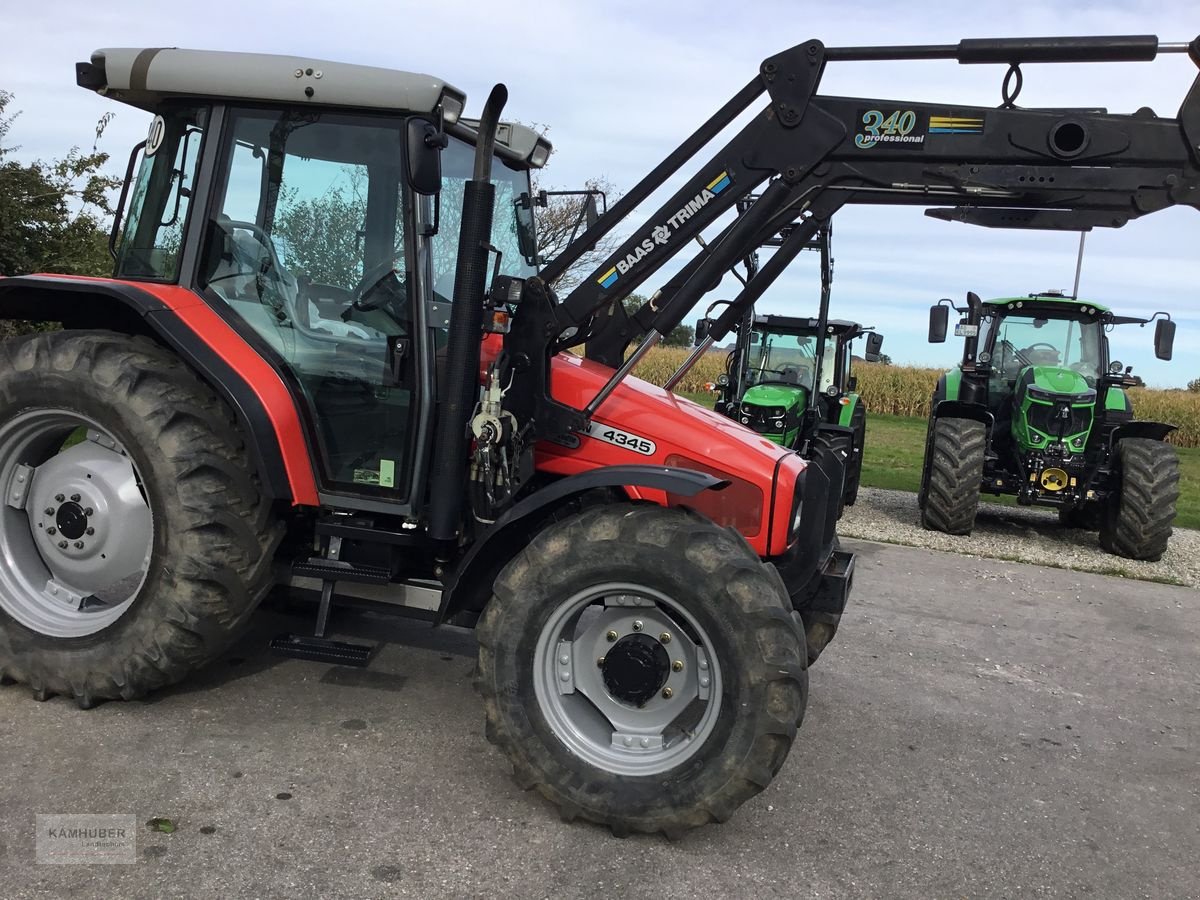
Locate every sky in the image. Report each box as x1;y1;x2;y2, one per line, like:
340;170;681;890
2;0;1197;385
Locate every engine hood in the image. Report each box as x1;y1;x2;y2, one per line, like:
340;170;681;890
1025;365;1096;399
742;383;808;410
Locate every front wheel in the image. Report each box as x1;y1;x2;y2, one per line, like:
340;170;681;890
476;504;807;837
1099;438;1180;561
920;417;985;535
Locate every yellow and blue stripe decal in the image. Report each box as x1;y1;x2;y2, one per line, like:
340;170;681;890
598;266;619;289
707;171;731;194
929;116;984;135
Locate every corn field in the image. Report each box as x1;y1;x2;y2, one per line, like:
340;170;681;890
634;348;1200;448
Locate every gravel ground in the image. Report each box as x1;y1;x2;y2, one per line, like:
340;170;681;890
841;487;1200;588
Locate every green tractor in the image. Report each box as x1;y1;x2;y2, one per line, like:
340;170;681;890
920;290;1180;560
695;221;883;511
710;314;883;508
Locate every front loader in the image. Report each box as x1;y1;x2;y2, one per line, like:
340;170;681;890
0;34;1197;835
920;290;1181;559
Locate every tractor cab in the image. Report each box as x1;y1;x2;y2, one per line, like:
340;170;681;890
93;48;549;504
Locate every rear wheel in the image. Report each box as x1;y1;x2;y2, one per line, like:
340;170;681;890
476;503;807;837
1099;438;1180;561
0;331;280;706
920;417;985;535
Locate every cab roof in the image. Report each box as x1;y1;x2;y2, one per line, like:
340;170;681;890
984;292;1110;313
752;314;870;336
76;47;551;166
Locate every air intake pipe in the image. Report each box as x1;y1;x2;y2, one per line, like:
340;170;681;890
429;84;507;544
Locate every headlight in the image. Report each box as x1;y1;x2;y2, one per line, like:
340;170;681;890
529;137;551;169
439;88;465;126
792;503;803;535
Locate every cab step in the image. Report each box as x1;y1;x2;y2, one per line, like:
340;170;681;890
269;634;375;667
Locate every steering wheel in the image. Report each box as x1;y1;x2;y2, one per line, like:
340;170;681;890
208;219;286;285
1021;341;1060;362
350;262;404;312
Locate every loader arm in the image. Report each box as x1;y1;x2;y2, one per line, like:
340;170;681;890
503;33;1200;440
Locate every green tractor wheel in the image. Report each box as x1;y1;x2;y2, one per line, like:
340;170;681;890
920;417;986;535
1098;438;1180;561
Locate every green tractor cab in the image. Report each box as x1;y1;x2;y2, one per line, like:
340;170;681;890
921;290;1180;560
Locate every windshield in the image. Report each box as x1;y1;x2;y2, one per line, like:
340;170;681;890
432;136;537;299
746;330;837;392
988;312;1104;378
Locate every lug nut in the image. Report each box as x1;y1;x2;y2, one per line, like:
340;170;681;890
597;657;605;667
74;541;84;550
661;687;673;699
70;494;81;503
58;541;68;549
47;527;56;536
672;660;684;672
659;632;672;644
44;508;55;516
84;508;94;517
632;620;643;632
605;630;618;643
55;494;65;503
85;527;94;536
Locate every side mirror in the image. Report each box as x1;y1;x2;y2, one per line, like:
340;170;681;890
515;196;538;265
928;305;949;343
584;193;600;229
848;375;858;391
1154;318;1175;360
864;332;884;362
405;118;444;196
695;318;709;344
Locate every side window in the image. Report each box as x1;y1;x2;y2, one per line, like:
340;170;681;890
115;107;206;280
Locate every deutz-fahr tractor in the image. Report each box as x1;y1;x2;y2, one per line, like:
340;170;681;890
0;34;1197;835
920;290;1181;560
694;218;883;512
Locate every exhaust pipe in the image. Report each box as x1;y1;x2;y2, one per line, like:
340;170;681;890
428;84;507;544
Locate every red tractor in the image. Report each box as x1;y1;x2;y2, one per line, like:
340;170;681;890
0;35;1196;834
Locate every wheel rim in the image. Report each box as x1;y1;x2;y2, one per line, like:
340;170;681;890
533;582;723;777
0;409;153;638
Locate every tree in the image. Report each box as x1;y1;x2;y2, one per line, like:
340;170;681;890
0;90;119;338
876;353;893;366
621;294;695;348
531;175;624;292
1188;377;1200;393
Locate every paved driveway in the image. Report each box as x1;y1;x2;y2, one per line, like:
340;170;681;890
2;539;1196;898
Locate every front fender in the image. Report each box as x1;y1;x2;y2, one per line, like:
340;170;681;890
436;465;727;625
1110;420;1177;449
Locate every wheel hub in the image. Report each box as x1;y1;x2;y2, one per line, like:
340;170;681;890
54;501;88;540
601;634;670;707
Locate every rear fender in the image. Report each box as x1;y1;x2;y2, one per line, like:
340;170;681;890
436;465;726;625
0;275;314;503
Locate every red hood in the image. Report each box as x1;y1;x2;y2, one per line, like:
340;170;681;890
535;353;805;556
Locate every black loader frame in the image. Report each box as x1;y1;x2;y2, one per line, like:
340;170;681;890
491;34;1200;478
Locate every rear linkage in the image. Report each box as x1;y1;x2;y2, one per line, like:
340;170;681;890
497;33;1200;449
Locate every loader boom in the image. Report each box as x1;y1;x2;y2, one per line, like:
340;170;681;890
503;34;1200;440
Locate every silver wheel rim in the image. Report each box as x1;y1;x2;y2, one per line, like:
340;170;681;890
533;582;723;777
0;409;153;638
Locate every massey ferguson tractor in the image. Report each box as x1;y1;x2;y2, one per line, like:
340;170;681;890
920;290;1180;560
0;34;1197;835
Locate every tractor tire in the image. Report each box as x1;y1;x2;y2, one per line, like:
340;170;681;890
0;330;281;707
476;503;807;838
811;429;853;519
920;417;985;535
843;404;867;508
1058;502;1103;531
1098;438;1180;562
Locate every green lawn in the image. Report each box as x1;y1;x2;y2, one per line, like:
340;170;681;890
860;414;1200;531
